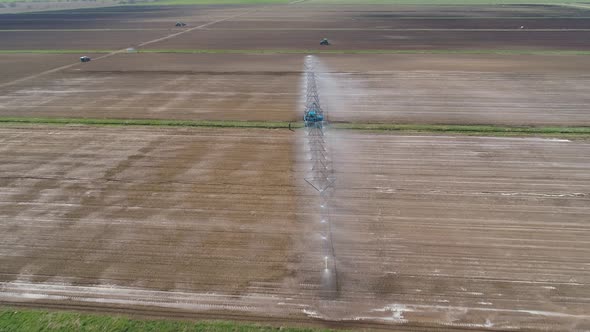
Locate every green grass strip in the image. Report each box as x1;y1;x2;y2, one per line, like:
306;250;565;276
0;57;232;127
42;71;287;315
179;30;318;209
0;307;336;332
142;0;290;4
1;49;590;55
0;117;589;138
0;0;582;3
0;29;169;32
0;117;303;129
139;49;590;55
331;123;590;138
290;0;589;4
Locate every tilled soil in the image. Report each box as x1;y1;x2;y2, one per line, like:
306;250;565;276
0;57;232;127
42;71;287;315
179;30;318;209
2;4;587;31
2;3;590;330
2;53;590;126
0;53;102;85
314;54;590;126
0;52;303;121
148;28;590;50
2;4;590;50
0;30;174;50
0;126;302;293
0;126;589;330
0;5;251;29
143;4;590;50
320;131;590;330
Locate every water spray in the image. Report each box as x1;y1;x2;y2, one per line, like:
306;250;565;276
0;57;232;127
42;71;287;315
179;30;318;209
302;55;339;298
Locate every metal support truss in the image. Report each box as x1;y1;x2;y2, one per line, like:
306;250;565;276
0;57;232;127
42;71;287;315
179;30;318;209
303;56;334;193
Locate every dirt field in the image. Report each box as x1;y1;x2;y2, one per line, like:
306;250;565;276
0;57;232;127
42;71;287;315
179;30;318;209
139;4;590;50
323;131;590;330
2;53;590;126
148;29;590;50
0;30;176;50
3;4;590;50
214;3;590;30
0;126;299;293
3;4;588;31
2;2;590;330
0;126;589;330
0;54;300;121
0;5;247;29
314;54;590;125
0;1;121;15
0;53;102;85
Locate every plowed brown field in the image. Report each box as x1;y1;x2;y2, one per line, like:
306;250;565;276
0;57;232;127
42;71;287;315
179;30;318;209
1;2;590;331
2;53;590;126
0;126;589;330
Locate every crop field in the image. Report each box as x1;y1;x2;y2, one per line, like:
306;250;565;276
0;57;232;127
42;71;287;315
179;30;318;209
0;1;589;331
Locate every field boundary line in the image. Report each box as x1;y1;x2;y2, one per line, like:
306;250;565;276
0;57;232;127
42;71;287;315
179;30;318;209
3;49;590;55
202;28;590;31
559;3;590;10
0;117;301;129
0;29;173;32
137;49;590;55
0;117;589;137
0;50;115;54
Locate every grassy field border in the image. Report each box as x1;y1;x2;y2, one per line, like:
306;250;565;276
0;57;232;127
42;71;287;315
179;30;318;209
1;117;589;138
138;49;590;55
283;0;588;4
140;0;290;4
333;122;590;138
0;117;302;129
0;307;336;332
0;50;114;54
2;49;590;55
0;0;584;4
0;0;289;3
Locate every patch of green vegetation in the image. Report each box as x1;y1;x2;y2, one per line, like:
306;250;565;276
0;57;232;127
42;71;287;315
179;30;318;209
0;117;302;129
0;307;335;332
138;49;590;55
0;0;111;3
142;0;289;4
0;0;289;2
1;49;589;55
0;29;166;31
0;50;113;54
0;0;585;4
304;0;585;4
0;117;588;139
331;123;590;138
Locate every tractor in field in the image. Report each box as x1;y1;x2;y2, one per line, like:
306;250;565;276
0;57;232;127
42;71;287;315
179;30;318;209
80;56;91;63
320;38;330;46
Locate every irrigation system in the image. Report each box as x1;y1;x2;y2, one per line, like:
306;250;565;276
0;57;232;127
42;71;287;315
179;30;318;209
303;55;338;298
